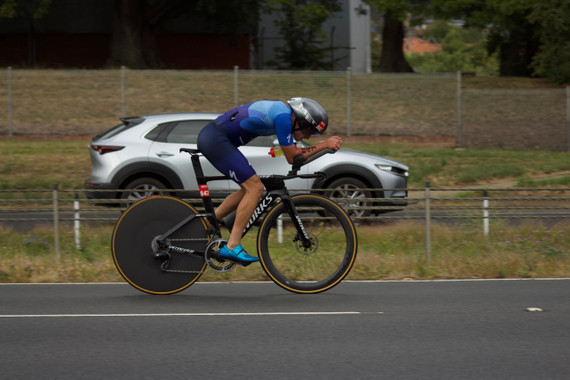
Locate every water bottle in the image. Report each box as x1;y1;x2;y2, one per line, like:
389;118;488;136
268;146;284;157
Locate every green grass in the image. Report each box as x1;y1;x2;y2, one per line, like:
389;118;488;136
1;221;568;283
1;137;569;190
1;137;569;283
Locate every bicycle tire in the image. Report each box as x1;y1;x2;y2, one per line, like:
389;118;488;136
257;194;358;294
112;196;208;295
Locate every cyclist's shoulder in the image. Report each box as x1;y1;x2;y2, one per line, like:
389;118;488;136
248;100;290;115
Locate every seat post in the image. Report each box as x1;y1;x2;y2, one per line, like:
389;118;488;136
190;154;206;184
181;148;219;231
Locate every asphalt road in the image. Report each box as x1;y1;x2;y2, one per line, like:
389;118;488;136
1;280;569;379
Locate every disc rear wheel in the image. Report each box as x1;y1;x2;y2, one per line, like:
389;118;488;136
112;196;208;295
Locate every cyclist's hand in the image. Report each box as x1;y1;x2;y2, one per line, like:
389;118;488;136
325;136;343;151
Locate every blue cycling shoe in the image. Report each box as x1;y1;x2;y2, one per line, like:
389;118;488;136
218;244;259;266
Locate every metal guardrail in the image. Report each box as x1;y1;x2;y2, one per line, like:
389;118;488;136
1;186;569;263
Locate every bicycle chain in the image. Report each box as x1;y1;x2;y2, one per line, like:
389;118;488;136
159;237;233;275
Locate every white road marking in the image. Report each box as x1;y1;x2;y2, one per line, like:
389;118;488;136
0;311;383;319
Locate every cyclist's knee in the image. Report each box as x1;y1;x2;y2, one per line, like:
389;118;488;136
242;176;264;198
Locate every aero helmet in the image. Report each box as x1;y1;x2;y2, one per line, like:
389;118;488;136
287;97;328;135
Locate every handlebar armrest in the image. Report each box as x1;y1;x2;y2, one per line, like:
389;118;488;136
288;148;335;175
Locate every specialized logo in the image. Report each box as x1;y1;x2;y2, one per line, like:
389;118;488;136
199;184;210;197
229;170;238;182
316;121;326;133
295;215;310;240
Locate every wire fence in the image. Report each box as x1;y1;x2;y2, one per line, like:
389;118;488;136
1;186;569;264
1;67;569;151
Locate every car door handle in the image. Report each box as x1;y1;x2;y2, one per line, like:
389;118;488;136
156;152;175;158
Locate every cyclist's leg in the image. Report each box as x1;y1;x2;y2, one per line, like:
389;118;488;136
225;176;263;249
198;125;263;260
257;194;358;294
213;188;244;221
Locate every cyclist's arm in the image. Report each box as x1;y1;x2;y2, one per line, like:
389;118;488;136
281;136;342;164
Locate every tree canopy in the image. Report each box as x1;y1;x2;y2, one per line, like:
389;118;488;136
1;0;568;82
433;0;569;83
262;0;342;70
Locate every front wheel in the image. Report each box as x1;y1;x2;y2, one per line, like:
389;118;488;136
257;194;358;294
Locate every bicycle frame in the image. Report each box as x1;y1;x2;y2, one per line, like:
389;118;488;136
154;148;320;257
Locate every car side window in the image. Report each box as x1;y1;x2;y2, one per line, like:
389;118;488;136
165;120;210;144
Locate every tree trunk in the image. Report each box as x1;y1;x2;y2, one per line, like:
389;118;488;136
499;27;539;77
106;0;164;69
379;10;413;73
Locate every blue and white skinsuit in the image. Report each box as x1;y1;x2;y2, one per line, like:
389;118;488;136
197;100;294;184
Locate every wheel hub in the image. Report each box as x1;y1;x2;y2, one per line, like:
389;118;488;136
295;233;318;256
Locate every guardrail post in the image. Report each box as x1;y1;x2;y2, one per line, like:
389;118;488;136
424;182;431;262
483;190;489;237
53;184;61;265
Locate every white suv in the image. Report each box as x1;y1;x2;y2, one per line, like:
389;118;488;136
85;113;409;217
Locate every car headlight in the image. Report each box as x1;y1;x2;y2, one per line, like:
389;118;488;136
375;164;409;177
375;164;393;172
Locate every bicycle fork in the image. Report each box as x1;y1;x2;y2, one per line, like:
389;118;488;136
279;195;313;249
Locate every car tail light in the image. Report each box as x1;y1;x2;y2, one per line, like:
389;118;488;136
91;145;124;154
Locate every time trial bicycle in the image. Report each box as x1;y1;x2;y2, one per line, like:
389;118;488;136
111;147;358;295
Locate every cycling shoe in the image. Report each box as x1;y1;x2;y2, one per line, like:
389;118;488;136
219;244;259;266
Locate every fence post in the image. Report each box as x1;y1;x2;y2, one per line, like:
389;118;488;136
346;67;351;136
424;182;431;262
483;190;489;237
566;86;570;152
566;86;569;152
53;184;61;265
234;66;239;107
121;66;126;118
8;67;13;137
456;71;462;148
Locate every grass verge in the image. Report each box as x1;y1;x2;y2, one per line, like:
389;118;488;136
1;137;570;189
1;221;569;283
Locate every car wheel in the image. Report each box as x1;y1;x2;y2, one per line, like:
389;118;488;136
325;178;373;218
120;177;169;203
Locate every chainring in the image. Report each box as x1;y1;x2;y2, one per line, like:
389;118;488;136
205;239;236;273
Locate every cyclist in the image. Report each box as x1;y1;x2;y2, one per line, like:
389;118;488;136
197;97;342;265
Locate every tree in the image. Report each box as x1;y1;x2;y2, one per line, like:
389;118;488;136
365;0;430;73
433;0;540;77
529;0;570;84
106;0;166;68
0;0;53;67
378;8;412;72
106;0;260;69
263;0;342;70
406;21;499;75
